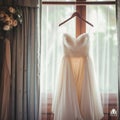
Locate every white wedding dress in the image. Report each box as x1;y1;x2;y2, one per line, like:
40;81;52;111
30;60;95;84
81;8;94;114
52;33;104;120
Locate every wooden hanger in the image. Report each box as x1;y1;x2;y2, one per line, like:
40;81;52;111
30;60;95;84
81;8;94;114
59;11;94;27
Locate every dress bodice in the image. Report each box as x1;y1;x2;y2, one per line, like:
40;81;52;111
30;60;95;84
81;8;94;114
63;33;89;57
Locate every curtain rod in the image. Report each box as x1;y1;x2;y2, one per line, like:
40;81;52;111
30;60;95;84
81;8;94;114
42;1;116;5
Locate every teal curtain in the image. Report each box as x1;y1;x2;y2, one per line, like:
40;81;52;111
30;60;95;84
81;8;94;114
0;1;41;120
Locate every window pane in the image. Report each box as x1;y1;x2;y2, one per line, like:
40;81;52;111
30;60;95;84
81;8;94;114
86;5;118;93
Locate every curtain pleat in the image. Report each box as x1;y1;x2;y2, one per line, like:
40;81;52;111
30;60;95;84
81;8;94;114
0;40;5;116
0;39;11;120
9;7;40;120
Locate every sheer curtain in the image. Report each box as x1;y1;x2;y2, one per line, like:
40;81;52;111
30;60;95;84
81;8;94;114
86;5;118;117
39;5;75;119
39;3;118;120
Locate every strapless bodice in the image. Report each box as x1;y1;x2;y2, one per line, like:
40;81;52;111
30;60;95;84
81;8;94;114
63;33;89;57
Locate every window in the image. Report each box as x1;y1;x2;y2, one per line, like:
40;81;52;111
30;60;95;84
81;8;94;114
41;0;117;94
41;0;118;119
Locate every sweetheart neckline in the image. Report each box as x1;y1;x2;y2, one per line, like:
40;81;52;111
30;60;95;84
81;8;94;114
63;33;89;48
63;32;89;41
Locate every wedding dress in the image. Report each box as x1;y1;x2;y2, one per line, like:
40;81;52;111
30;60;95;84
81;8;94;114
52;33;104;120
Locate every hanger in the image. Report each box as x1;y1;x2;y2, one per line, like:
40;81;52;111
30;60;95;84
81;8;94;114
59;11;94;27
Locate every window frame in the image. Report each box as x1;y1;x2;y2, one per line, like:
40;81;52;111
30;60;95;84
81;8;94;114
42;1;118;119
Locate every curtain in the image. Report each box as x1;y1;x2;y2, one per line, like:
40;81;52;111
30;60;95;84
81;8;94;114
0;1;41;120
10;7;40;120
40;3;118;120
86;5;118;118
0;0;39;7
0;39;11;120
39;5;76;119
117;0;120;119
16;0;39;7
